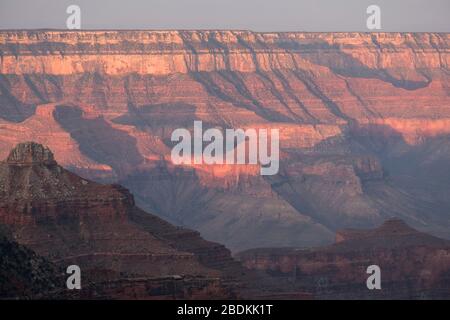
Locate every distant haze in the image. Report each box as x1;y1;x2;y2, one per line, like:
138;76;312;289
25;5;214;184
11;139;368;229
0;0;449;32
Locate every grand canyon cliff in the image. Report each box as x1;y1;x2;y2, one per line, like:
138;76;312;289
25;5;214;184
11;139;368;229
0;142;259;299
237;219;450;299
0;31;449;251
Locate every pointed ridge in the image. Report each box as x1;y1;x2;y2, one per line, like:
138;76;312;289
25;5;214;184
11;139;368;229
375;218;416;235
336;218;418;243
5;142;56;166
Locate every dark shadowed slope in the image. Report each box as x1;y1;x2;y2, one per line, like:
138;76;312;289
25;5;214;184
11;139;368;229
0;142;275;299
237;219;450;299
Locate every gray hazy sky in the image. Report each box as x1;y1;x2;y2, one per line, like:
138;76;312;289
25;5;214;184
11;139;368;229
0;0;448;32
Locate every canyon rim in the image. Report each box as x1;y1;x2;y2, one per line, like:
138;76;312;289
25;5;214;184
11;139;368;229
0;29;449;300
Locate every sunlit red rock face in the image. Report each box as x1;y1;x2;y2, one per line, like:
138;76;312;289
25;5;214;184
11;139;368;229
0;31;449;251
237;219;450;299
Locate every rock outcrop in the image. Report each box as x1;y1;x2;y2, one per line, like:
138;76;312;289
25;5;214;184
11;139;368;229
0;227;62;299
236;219;450;299
0;142;259;299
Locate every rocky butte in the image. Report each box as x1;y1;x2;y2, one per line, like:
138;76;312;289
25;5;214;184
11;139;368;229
0;31;449;251
0;142;274;299
236;219;450;299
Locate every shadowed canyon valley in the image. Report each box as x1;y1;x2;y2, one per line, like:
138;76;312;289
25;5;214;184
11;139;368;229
0;30;449;299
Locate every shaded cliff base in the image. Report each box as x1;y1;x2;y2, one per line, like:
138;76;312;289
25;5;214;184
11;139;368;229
0;142;306;300
3;143;449;299
236;219;450;299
